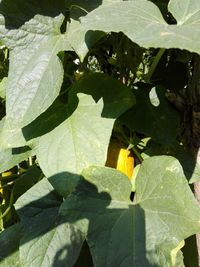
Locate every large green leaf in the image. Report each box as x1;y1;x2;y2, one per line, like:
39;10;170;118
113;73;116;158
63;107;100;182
36;93;114;177
168;0;200;24
68;0;200;59
0;0;71;128
36;74;134;177
119;85;180;145
66;0;122;20
0;224;21;267
22;97;70;141
60;157;200;267
15;177;84;267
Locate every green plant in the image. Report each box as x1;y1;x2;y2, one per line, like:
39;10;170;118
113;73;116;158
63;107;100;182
0;0;200;266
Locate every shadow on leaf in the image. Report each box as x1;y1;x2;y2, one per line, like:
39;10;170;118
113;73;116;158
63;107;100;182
0;170;154;267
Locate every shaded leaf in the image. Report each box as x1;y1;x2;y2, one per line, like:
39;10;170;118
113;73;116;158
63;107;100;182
15;177;84;267
48;172;80;198
0;224;21;267
12;165;42;202
22;97;70;141
60;157;200;267
120;85;180;145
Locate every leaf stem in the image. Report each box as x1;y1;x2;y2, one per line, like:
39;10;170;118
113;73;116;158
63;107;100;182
0;206;11;220
70;5;88;15
131;146;144;163
146;48;165;83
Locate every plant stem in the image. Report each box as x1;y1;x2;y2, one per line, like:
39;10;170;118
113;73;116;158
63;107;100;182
70;5;88;15
0;191;13;220
131;146;143;163
146;48;165;83
0;206;11;220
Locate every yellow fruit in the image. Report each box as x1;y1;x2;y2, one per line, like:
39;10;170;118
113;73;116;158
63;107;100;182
1;171;12;178
106;139;134;179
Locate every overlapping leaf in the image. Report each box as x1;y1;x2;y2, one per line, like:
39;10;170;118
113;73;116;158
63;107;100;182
60;156;200;267
119;85;180;145
0;118;32;172
36;74;135;177
142;142;200;183
68;0;200;59
0;224;21;267
0;0;71;128
14;177;84;267
0;146;32;173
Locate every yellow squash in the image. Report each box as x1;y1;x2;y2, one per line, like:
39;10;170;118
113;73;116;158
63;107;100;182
1;171;13;178
106;140;134;179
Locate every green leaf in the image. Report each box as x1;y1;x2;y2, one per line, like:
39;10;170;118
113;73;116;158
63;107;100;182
0;115;41;150
120;85;180;145
142;142;200;183
22;97;70;141
0;119;33;173
36;93;113;177
68;0;200;59
74;74;135;118
168;0;200;25
0;117;26;149
66;0;122;20
171;148;200;184
12;165;42;202
15;178;62;219
0;224;21;267
0;0;72;128
48;172;80;198
60;157;200;267
0;146;32;173
15;178;84;267
36;74;134;177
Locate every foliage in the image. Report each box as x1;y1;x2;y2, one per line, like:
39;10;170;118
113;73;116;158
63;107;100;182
0;0;200;266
